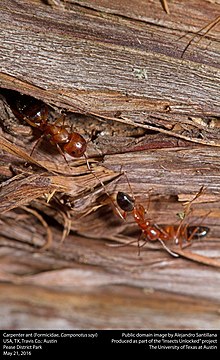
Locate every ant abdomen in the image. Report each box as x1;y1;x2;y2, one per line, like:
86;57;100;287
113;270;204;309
115;181;210;257
63;132;87;158
187;226;210;239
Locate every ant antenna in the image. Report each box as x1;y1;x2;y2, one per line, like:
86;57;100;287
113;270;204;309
123;169;135;200
84;153;108;190
84;153;125;220
123;170;152;215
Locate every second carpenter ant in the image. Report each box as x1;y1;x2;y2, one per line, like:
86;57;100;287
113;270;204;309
115;184;209;257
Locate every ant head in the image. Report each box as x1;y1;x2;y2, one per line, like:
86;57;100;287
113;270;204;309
117;191;135;212
64;132;87;158
30;103;48;124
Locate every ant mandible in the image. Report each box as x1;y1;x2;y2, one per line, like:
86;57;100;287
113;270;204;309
116;180;209;257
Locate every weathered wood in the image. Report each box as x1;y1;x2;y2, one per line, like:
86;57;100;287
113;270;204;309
0;219;220;329
0;0;220;330
0;0;219;123
0;282;220;330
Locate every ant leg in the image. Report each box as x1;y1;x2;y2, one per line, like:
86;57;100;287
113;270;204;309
84;154;104;187
124;169;152;214
137;232;179;257
186;211;211;244
55;143;70;167
145;189;153;214
54;114;67;127
137;231;144;256
115;232;146;256
181;15;220;58
178;223;188;249
161;0;170;14
137;235;151;256
108;238;141;249
183;224;195;248
183;186;205;217
84;153;125;220
30;133;45;156
111;206;127;220
175;186;206;244
158;239;179;257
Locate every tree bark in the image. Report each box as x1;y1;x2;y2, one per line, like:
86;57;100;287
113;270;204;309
0;0;220;330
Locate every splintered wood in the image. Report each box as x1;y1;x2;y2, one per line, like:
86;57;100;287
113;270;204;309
0;0;220;330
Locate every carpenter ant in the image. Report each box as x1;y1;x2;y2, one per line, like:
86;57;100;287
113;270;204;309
115;184;209;257
7;93;87;162
4;91;121;203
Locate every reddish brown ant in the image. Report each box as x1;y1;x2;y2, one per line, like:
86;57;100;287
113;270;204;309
115;177;209;256
5;91;122;206
6;92;107;179
8;94;87;162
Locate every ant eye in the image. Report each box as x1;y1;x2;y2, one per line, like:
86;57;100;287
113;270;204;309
117;192;134;212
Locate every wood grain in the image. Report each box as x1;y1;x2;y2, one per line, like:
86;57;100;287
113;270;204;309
0;222;220;330
0;0;219;119
0;0;220;330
